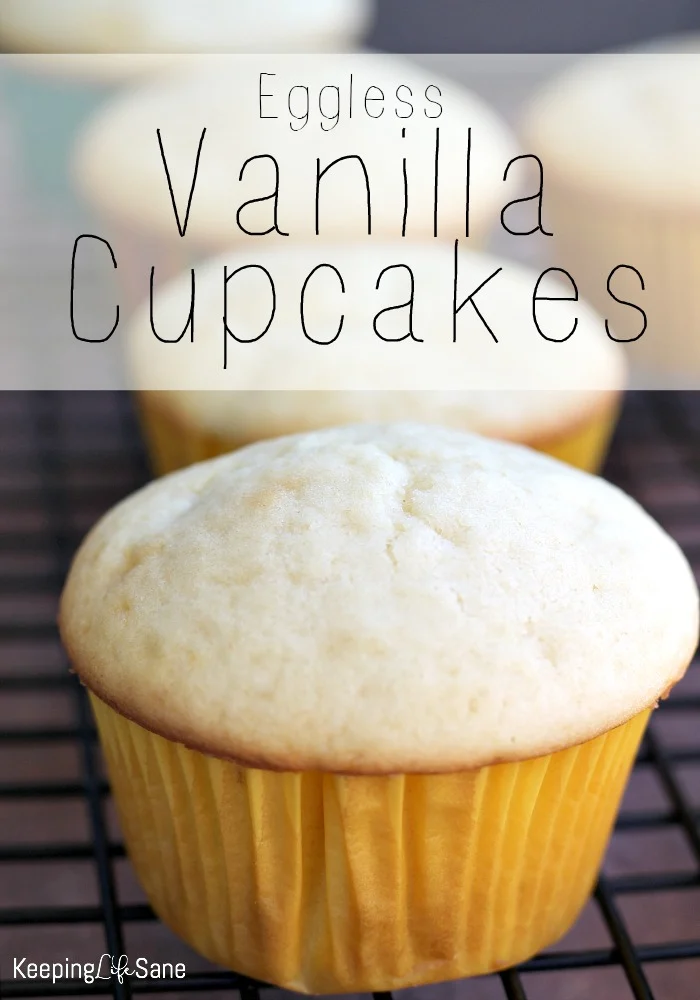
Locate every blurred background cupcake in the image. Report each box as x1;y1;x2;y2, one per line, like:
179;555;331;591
521;43;700;384
126;241;626;475
0;0;373;55
71;51;517;312
0;0;374;207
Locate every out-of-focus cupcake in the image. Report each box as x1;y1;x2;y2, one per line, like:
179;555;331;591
0;0;373;58
522;47;700;382
72;52;517;305
59;422;699;993
1;0;373;205
125;242;626;475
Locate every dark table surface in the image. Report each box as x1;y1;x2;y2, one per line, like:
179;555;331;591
368;0;700;53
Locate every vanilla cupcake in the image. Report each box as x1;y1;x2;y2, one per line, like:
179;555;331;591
0;0;372;59
126;242;626;475
73;52;517;299
59;422;699;993
522;49;700;380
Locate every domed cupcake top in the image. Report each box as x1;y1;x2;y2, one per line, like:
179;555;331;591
524;52;700;208
60;423;698;773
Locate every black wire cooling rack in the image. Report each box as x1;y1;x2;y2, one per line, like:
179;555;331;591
0;390;699;1000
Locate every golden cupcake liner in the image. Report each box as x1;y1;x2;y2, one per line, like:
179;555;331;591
91;692;649;994
528;399;619;474
135;391;620;477
541;178;700;379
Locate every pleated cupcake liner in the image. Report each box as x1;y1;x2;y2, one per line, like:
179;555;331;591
91;693;649;993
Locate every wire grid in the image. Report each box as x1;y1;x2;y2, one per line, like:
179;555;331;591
0;390;699;1000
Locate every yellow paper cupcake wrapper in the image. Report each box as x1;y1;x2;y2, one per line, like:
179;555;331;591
91;694;648;994
135;392;619;478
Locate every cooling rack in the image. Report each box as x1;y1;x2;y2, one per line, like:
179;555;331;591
0;390;698;1000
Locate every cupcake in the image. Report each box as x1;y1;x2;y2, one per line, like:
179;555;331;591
0;0;373;57
59;423;699;993
125;242;626;475
1;0;372;207
522;48;700;381
72;52;517;303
